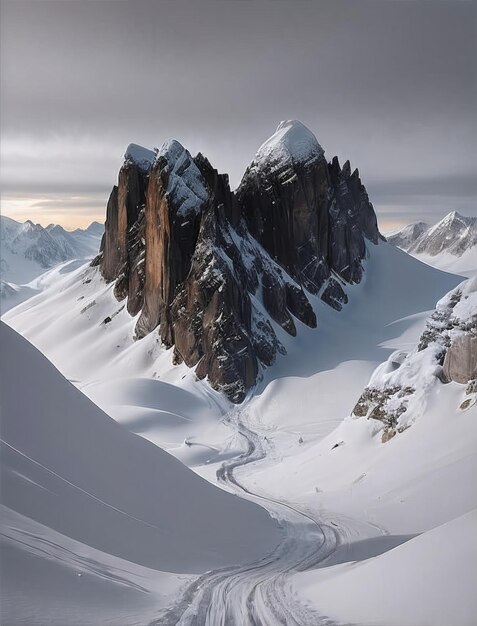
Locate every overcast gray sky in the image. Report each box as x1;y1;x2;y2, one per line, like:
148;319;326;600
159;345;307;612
1;0;476;230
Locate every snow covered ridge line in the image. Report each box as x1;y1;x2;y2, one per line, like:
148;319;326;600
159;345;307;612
94;120;382;402
387;211;477;258
0;215;104;284
352;276;477;442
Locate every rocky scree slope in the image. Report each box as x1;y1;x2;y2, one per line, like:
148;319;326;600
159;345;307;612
93;121;382;402
352;276;477;442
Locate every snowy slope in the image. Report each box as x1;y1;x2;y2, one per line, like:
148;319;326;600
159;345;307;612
386;220;429;249
0;215;103;284
414;247;477;277
298;511;477;626
4;241;461;456
243;274;476;523
0;280;38;315
1;259;90;315
228;276;476;625
0;322;281;624
3;236;473;625
409;211;476;257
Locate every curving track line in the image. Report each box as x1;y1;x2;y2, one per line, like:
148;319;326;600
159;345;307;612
151;407;346;626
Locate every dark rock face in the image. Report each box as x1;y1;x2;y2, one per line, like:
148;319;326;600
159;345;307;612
236;125;382;309
95;122;381;402
135;141;207;344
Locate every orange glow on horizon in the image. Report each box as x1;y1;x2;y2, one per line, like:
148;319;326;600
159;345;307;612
2;195;412;233
1;197;105;231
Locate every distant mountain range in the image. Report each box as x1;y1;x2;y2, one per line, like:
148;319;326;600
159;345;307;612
0;216;103;284
387;211;476;276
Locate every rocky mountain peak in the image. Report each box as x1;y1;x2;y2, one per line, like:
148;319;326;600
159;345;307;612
443;210;465;224
387;221;430;250
389;211;477;258
95;123;382;402
124;143;156;172
252;120;325;171
408;211;477;256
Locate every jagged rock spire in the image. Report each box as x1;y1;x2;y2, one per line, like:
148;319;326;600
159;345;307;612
95;123;382;401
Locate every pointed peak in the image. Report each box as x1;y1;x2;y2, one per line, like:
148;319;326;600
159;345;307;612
437;211;475;229
443;210;462;222
156;139;187;161
124;143;157;171
253;120;324;169
342;160;351;178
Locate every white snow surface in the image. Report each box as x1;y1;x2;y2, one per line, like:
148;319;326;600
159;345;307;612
0;280;38;314
3;242;460;456
0;321;281;624
299;510;477;626
416;246;477;277
3;238;476;625
253;120;324;170
124;143;157;171
0;215;103;284
156;139;209;216
388;211;477;277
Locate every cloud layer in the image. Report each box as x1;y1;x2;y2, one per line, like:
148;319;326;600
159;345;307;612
1;0;476;228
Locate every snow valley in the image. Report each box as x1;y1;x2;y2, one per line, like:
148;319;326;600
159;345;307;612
1;121;476;626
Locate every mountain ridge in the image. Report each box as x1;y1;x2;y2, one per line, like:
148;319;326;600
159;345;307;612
0;215;104;284
388;211;476;258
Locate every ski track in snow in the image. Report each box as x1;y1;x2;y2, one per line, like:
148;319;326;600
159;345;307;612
153;408;382;626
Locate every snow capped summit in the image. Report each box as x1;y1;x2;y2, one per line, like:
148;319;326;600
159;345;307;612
155;139;209;216
124;142;157;171
253;120;324;170
386;221;429;250
156;138;187;162
83;221;104;236
416;211;476;256
98;122;382;401
389;211;476;258
387;211;476;276
441;210;467;225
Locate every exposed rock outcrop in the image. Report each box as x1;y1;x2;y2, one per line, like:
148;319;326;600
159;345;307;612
236;121;381;304
443;333;477;383
352;276;477;440
94;121;382;401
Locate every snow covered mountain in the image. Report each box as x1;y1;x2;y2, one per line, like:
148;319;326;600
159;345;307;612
386;220;430;250
3;122;476;626
387;211;477;276
94;120;382;402
4;212;473;626
0;215;103;284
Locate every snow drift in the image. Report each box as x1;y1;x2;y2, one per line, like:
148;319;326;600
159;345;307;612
0;321;281;623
